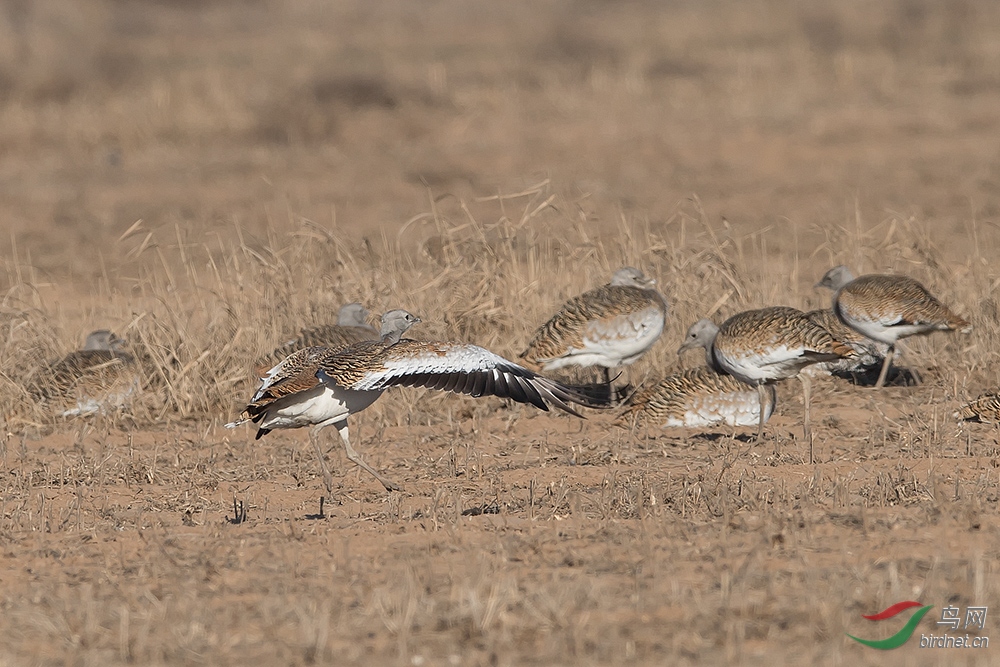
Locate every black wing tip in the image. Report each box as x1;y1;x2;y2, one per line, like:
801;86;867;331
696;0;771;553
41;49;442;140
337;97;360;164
530;375;620;418
255;428;270;440
559;380;631;406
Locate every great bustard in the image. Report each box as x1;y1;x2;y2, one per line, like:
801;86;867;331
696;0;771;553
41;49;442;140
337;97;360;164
617;366;776;429
28;330;139;417
955;393;1000;423
677;308;854;461
227;309;611;494
804;308;889;381
816;266;971;388
519;267;667;393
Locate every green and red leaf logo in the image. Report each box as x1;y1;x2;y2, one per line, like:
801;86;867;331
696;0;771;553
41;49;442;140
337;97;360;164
847;601;934;649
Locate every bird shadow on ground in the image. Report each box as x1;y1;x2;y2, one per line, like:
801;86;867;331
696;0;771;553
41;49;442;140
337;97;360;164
832;365;920;387
689;431;757;444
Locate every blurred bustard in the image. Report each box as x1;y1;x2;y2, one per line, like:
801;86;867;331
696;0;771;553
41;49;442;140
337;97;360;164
28;330;139;417
519;267;667;391
678;308;855;461
955;393;1000;423
816;266;971;388
228;309;611;494
258;302;378;370
804;308;888;380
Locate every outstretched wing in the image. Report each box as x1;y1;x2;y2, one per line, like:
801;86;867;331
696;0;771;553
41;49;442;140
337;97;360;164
330;340;610;417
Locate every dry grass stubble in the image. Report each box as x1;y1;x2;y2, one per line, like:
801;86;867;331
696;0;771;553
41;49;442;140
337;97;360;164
0;189;998;665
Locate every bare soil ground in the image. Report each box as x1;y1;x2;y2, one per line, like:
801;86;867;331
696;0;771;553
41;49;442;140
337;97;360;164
1;1;999;665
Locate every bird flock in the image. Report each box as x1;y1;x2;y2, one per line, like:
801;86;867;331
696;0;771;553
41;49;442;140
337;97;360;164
30;263;996;495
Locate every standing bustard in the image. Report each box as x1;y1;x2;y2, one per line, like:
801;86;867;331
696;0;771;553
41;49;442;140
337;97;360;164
28;330;139;417
816;266;971;388
519;267;668;392
617;366;776;429
677;308;855;461
227;309;611;494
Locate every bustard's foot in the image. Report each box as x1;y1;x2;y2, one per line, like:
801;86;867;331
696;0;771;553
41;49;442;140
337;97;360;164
379;478;404;493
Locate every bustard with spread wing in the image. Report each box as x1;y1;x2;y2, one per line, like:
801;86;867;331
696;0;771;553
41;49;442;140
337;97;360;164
227;309;610;493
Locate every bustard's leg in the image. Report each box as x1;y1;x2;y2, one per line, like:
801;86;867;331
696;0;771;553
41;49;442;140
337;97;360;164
875;344;895;388
894;341;923;385
755;384;768;443
310;426;335;497
336;420;402;492
603;367;616;405
799;373;814;464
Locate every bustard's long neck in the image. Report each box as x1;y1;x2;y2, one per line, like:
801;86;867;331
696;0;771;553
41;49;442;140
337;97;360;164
703;329;723;373
380;328;405;345
708;345;727;374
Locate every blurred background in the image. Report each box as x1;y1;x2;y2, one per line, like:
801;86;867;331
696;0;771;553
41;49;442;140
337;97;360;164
2;0;998;286
1;6;998;664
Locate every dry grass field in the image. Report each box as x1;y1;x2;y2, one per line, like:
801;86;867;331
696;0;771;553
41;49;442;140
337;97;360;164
1;0;1000;664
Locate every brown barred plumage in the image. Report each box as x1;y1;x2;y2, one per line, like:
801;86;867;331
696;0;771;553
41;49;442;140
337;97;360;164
616;366;776;428
804;308;887;373
519;268;667;384
263;323;377;364
229;310;612;494
256;303;378;370
712;307;856;365
27;330;139;416
955;393;1000;423
816;265;971;387
827;271;970;335
521;285;663;362
677;307;855;457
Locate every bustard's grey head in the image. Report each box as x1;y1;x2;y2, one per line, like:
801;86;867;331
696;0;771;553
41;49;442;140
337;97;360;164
677;319;719;357
337;302;373;329
610;267;655;288
83;330;127;353
379;309;421;344
815;265;856;292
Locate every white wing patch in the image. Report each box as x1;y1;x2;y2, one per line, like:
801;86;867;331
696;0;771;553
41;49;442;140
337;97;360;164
251;350;315;402
351;343;516;391
251;360;288;402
